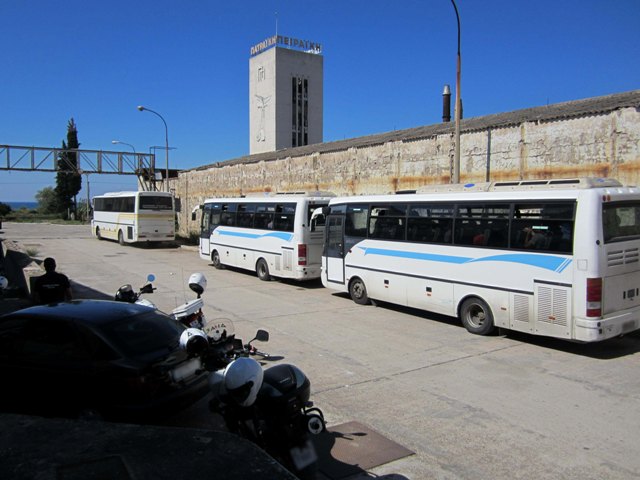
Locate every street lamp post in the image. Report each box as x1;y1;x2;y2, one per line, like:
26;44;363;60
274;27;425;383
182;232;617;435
111;139;137;171
112;139;143;189
137;106;169;192
451;0;461;183
111;139;136;154
451;0;462;184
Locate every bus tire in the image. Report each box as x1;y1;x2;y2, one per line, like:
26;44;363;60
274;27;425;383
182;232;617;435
212;250;223;269
118;230;125;246
349;277;370;305
96;227;102;240
459;297;495;335
256;258;271;281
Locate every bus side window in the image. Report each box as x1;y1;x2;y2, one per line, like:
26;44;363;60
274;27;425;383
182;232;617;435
210;210;221;226
220;204;236;226
237;204;256;228
345;205;367;238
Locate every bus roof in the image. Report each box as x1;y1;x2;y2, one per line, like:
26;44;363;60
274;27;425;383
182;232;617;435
203;192;335;203
242;191;335;198
329;178;640;204
414;177;622;194
92;191;174;198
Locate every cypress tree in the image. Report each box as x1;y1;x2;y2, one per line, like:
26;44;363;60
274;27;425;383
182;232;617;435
55;118;82;217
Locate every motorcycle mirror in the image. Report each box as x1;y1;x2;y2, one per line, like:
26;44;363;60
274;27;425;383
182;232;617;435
140;283;155;294
253;329;269;343
147;274;156;282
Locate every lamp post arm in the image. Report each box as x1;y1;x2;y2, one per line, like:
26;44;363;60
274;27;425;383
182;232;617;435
138;106;170;192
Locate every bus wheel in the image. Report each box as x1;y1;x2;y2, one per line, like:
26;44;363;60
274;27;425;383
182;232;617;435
96;227;102;240
256;259;271;281
349;277;370;305
212;250;223;269
118;230;125;246
460;297;495;335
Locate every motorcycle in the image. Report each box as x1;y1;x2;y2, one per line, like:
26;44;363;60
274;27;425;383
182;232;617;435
181;323;326;479
116;272;326;478
114;274;157;308
114;273;208;330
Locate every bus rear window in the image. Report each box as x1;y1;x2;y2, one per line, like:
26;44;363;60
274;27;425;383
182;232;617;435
139;196;173;210
603;202;640;243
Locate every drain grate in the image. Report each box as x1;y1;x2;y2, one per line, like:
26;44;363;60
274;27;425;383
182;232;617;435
313;421;414;479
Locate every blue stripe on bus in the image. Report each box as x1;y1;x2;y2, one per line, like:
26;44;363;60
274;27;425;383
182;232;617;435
217;230;294;242
357;246;572;273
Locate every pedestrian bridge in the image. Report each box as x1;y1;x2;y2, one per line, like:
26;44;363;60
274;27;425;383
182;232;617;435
0;144;163;191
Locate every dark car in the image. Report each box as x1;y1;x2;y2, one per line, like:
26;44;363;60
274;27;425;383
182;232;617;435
0;300;208;422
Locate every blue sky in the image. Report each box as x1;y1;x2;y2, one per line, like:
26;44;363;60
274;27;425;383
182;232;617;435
1;0;638;202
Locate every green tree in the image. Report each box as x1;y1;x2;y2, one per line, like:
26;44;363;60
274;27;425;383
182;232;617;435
55;118;82;218
0;202;12;217
36;186;58;214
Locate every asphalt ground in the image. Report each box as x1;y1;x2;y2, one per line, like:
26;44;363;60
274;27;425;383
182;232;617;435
2;222;640;479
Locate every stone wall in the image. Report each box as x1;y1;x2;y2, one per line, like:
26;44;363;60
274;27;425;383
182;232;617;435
173;94;640;237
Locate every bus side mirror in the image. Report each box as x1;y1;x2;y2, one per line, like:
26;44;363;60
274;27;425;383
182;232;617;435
191;204;203;222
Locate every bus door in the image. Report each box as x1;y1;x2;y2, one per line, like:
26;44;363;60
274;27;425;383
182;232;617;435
200;203;221;257
325;214;345;284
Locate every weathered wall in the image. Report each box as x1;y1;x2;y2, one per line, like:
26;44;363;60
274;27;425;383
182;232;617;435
174;103;640;237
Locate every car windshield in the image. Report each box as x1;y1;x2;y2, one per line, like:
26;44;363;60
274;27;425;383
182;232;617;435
94;310;183;357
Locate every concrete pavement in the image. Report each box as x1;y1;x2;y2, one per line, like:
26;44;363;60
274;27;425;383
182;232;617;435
3;222;640;479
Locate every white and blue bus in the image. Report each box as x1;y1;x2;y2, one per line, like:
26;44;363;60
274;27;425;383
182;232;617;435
321;178;640;342
194;192;334;281
91;191;175;245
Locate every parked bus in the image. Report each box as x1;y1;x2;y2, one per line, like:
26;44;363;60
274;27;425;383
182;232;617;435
193;192;334;281
91;191;175;245
321;178;640;342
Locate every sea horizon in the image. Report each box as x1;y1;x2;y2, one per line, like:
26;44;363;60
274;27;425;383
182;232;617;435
1;201;39;210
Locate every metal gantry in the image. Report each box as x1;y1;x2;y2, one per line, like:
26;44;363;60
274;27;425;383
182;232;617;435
0;144;159;191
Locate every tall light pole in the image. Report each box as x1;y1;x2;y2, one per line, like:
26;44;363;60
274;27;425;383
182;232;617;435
111;139;136;154
112;139;141;188
451;0;461;184
137;105;169;192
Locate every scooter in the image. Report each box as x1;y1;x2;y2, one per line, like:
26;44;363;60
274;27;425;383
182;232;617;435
171;272;207;330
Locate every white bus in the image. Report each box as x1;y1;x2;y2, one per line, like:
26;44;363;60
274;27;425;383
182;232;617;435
321;178;640;342
194;192;334;281
91;191;175;245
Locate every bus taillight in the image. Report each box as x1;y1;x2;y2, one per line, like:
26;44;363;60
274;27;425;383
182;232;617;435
586;277;602;317
298;244;307;266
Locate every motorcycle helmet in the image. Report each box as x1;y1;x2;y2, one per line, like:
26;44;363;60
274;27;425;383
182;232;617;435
115;284;135;303
188;272;207;296
223;357;264;407
0;276;8;290
179;328;209;355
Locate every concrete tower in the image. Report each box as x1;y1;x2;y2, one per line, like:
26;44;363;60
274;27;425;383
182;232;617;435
249;35;323;155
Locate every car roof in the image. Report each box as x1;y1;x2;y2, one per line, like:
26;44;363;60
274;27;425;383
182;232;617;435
0;299;164;325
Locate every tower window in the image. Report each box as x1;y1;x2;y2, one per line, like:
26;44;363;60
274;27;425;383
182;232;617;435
291;76;309;147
